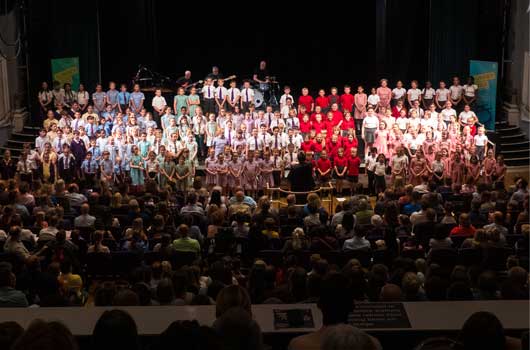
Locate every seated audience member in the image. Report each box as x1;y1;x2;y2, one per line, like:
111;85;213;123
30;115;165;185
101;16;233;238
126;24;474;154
92;310;139;350
11;320;78;350
450;213;476;238
172;224;200;254
74;203;96;228
0;267;28;307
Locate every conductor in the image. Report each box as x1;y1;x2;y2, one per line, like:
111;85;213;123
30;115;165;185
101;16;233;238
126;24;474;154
287;151;315;203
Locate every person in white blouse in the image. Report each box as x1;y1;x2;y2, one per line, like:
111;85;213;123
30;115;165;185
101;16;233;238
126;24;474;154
463;76;478;106
38;82;53;118
458;104;477;127
449;76;463;110
391;80;407;106
407;80;422;108
435;80;450;110
421;81;436;109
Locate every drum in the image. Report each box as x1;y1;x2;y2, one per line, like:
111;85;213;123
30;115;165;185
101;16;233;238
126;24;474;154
253;89;264;108
259;82;270;92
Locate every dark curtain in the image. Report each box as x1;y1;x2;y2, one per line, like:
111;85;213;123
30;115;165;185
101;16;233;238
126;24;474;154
383;0;429;84
428;0;504;84
27;0;99;112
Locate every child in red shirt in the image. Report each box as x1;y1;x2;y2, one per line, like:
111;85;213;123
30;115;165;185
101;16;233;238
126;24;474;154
324;112;336;135
326;134;342;162
316;150;332;183
341;85;355;112
312;113;325;134
299;113;312;135
341;111;356;136
312;134;325;159
347;147;361;194
342;133;359;154
300;134;313;153
310;105;324;123
333;147;348;195
315;89;329;111
328;87;340;107
298;87;314;113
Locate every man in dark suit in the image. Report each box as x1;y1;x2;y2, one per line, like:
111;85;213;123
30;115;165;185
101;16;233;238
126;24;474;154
288;152;315;204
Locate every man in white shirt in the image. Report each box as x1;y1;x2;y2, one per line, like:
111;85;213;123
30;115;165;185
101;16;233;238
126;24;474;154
74;203;96;228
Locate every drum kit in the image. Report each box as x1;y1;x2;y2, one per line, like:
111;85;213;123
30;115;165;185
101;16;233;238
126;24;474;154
249;76;280;109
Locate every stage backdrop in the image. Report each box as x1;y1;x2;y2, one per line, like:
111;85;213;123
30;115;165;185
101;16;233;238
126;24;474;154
469;60;497;131
51;57;80;90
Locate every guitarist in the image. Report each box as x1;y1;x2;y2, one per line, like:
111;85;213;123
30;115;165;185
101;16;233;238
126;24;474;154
206;66;222;81
176;70;192;88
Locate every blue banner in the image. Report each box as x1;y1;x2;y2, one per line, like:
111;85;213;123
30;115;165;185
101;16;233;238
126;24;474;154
469;60;497;130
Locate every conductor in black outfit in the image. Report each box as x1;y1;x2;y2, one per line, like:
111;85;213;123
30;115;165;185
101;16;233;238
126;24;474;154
288;151;315;203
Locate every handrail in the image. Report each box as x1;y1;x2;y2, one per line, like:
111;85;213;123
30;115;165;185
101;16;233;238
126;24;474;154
266;182;335;213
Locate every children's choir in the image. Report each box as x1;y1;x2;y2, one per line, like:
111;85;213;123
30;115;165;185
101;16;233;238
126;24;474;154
24;76;504;196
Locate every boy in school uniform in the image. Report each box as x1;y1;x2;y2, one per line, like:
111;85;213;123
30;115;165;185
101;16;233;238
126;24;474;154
201;78;216;115
118;84;130;113
151;88;167;125
240;80;254;113
280;86;294;110
215;79;228;113
340;85;355;112
226;80;240;112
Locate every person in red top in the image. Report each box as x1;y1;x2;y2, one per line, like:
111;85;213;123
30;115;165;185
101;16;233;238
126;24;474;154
341;85;355;112
316;150;332;183
315;89;329;111
299;113;312;135
297;105;307;121
341;111;356;136
450;213;476;238
298;87;314;113
324;112;337;135
326;134;342;162
310;105;324;122
328;87;340;108
300;134;313;153
330;103;344;126
347;147;362;194
391;99;406;118
311;134;325;159
333;147;348;195
342;133;359;154
312;113;325;134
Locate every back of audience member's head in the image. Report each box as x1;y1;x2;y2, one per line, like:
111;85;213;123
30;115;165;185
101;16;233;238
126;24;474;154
12;320;77;350
157;320;220;350
379;283;403;301
0;321;23;350
214;307;263;350
112;288;140;306
459;312;505;350
94;282;117;306
216;285;251;318
447;282;474;300
424;275;448;301
478;270;498;298
318;272;353;326
402;272;421;300
321;324;377;350
92;310;139;350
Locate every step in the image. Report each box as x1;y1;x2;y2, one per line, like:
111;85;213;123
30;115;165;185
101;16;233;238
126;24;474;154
505;157;530;166
0;147;22;156
22;126;40;134
501;149;530;157
499;133;526;140
11;132;36;140
6;139;29;146
496;126;521;134
501;140;530;148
